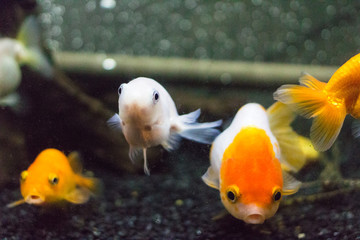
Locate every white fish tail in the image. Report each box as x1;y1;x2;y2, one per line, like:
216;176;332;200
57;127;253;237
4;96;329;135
24;47;53;78
17;16;53;78
177;109;222;144
178;109;201;123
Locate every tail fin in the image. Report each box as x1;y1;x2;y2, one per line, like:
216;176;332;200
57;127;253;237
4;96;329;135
267;102;307;172
273;74;346;151
78;176;103;197
298;135;320;161
17;16;53;78
0;93;21;109
176;109;222;145
23;48;53;78
353;120;360;138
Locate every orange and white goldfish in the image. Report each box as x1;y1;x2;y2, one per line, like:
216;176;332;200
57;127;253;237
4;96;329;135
202;102;314;224
7;149;102;208
274;53;360;151
0;16;52;107
108;77;222;175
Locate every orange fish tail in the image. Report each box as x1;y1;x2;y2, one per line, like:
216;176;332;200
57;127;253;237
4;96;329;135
76;175;103;197
274;74;347;151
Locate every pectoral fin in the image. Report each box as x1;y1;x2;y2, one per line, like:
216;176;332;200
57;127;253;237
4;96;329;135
107;114;122;131
202;166;219;190
162;132;181;151
129;146;142;164
6;199;26;208
65;188;91;204
282;171;301;195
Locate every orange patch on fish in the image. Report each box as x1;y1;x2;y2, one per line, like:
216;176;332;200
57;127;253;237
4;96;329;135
220;127;283;208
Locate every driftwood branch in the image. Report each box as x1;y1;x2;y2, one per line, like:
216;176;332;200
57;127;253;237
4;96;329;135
54;51;338;87
283;179;360;206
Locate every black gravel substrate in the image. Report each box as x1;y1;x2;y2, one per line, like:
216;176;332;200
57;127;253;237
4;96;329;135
1;144;360;240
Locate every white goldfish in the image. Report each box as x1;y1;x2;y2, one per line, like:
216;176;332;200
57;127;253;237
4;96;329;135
0;16;52;107
108;77;222;175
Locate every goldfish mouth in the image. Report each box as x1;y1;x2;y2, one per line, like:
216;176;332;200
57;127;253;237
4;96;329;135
244;213;265;224
25;195;45;205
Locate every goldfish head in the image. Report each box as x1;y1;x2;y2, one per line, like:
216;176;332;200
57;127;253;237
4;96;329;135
19;149;74;205
220;180;282;224
19;170;61;205
219;127;284;224
117;77;162;126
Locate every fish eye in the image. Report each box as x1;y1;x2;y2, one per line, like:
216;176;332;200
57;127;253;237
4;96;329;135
153;90;160;104
273;188;282;202
226;185;239;203
227;190;236;202
48;173;59;185
118;84;125;95
20;171;28;182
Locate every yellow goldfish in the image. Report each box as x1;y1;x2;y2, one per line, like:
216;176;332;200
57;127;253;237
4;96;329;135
108;77;222;175
7;149;102;208
202;102;316;224
0;16;52;107
274;53;360;151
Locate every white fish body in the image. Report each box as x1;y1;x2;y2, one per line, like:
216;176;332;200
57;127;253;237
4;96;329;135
0;16;52;107
108;77;222;175
0;39;24;99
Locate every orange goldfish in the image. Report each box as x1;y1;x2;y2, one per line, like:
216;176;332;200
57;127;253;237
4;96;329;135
274;53;360;151
7;148;102;208
202;102;315;224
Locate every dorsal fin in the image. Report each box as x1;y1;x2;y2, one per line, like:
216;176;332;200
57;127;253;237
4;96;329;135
67;151;83;174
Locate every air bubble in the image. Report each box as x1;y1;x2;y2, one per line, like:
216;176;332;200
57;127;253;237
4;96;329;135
100;0;116;9
102;58;117;70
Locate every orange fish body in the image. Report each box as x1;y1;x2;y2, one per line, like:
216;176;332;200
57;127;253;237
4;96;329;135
7;148;101;208
274;53;360;151
202;103;307;224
